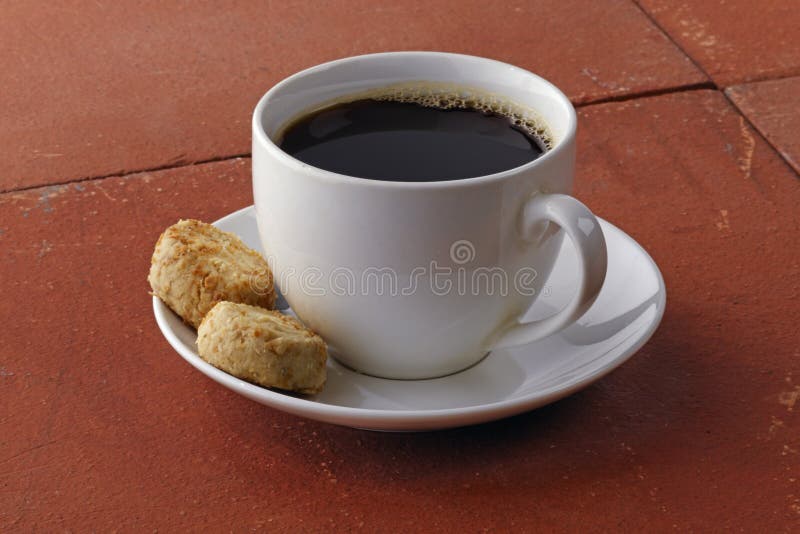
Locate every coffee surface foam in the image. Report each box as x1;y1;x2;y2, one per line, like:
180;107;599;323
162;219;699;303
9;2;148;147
277;82;554;151
369;83;553;151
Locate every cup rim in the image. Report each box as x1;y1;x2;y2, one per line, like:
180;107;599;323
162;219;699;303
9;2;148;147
252;51;577;189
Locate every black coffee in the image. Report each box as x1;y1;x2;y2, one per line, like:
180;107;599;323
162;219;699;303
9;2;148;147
278;95;549;182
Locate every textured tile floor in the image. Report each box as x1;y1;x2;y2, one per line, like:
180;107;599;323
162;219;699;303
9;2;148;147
727;76;800;174
1;1;798;531
638;0;800;86
0;0;704;191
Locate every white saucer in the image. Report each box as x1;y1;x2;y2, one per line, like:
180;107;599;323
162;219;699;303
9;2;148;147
153;206;665;431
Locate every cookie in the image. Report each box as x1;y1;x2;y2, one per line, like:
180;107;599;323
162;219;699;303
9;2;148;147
148;219;275;328
197;302;327;395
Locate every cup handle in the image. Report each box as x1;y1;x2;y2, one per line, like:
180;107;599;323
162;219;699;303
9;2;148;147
488;193;608;350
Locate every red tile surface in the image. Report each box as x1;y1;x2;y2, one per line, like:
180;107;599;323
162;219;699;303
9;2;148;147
638;0;800;87
726;76;800;175
0;0;706;192
2;91;799;531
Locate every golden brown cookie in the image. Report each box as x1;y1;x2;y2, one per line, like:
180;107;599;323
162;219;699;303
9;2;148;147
148;219;275;328
197;302;327;395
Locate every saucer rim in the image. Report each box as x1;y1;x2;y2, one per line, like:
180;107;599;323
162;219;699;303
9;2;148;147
152;205;666;429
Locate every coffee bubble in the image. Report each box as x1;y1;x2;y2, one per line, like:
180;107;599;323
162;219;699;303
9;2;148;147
367;83;554;151
279;82;555;152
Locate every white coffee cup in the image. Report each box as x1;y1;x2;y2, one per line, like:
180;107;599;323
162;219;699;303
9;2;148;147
252;52;607;380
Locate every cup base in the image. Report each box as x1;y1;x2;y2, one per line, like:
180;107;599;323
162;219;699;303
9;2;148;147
328;347;493;381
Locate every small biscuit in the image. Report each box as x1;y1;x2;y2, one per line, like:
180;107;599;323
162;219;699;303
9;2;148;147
197;302;327;395
148;219;275;328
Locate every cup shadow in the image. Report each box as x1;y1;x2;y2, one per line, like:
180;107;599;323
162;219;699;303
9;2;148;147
214;304;729;490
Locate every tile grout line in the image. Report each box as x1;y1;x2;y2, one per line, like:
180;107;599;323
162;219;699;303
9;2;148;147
724;91;800;179
1;83;723;197
575;82;714;108
631;0;716;85
3;85;797;198
0;152;251;196
632;0;800;179
723;70;800;88
1;3;797;196
633;0;800;89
